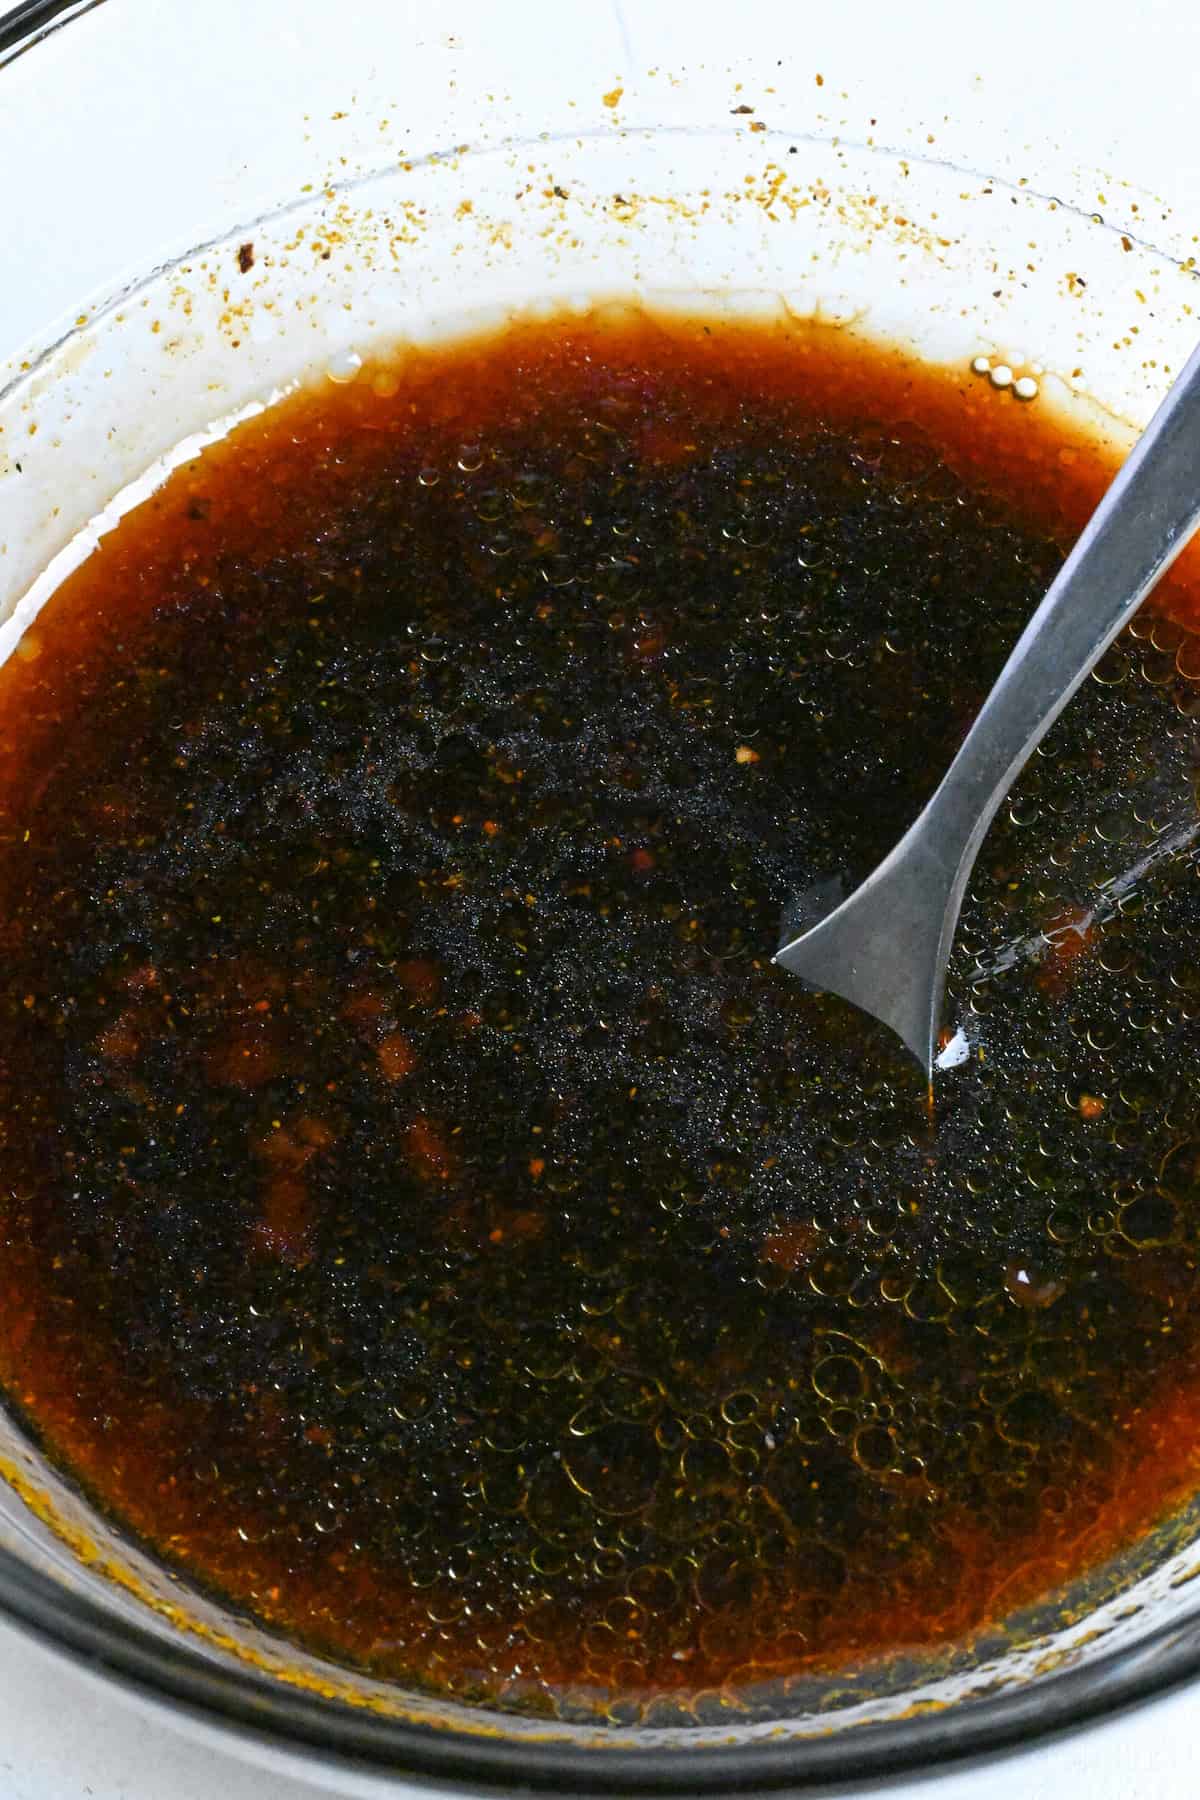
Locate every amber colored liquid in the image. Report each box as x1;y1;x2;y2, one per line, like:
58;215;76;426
2;313;1200;1721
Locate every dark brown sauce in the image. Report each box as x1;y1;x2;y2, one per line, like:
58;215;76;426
3;312;1200;1721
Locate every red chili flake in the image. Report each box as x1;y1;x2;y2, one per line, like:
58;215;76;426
205;1026;283;1088
208;956;288;1006
408;1115;453;1180
254;1117;333;1173
340;989;393;1040
488;1207;546;1247
631;626;667;660
120;964;160;993
256;1129;304;1170
759;1223;821;1272
252;1174;313;1264
96;1008;143;1063
377;1031;417;1082
296;1114;337;1151
396;959;441;1006
507;1208;546;1241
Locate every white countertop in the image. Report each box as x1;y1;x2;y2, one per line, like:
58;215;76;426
0;1612;1192;1800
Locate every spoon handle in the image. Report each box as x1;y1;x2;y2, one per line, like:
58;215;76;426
777;342;1200;1078
924;340;1200;866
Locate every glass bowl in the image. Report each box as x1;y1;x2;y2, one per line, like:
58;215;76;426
4;2;1200;1790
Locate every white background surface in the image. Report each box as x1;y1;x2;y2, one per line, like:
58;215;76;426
4;2;1200;1796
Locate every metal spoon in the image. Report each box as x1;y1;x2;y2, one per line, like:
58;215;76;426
775;341;1200;1079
